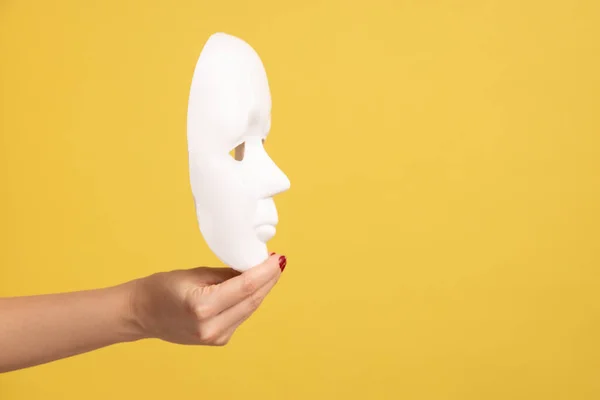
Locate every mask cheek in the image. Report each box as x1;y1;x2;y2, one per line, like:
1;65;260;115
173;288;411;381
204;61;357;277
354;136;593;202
194;160;258;239
199;162;248;212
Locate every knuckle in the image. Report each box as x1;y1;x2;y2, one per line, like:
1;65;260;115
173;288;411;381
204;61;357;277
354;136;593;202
213;335;230;347
197;326;220;344
189;285;202;302
194;303;214;321
248;292;263;311
241;274;257;295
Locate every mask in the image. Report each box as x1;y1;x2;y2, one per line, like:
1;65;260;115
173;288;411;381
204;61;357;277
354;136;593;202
186;33;290;271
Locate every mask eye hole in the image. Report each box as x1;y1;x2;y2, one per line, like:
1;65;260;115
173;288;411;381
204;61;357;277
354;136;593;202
229;142;245;161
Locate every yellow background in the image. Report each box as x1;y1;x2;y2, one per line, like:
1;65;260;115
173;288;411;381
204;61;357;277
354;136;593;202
1;0;599;398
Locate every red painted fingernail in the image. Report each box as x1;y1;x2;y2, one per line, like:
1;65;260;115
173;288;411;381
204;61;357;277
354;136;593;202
278;256;287;272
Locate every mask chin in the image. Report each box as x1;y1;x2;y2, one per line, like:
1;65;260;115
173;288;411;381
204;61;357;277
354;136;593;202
214;236;269;272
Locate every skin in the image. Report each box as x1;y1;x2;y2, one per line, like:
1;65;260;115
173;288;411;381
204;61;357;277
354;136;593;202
0;253;286;373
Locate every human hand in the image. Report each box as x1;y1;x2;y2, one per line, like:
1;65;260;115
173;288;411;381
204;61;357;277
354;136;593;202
128;253;287;346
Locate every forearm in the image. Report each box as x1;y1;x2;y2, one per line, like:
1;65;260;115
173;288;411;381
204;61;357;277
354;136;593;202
0;281;144;373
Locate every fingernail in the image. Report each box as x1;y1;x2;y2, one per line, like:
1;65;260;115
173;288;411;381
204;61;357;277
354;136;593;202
278;256;287;272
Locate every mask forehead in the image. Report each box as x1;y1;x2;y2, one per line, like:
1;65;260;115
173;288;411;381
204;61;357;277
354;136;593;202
187;33;272;155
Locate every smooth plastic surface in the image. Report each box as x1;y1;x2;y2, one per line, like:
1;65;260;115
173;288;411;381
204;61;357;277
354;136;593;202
186;32;290;271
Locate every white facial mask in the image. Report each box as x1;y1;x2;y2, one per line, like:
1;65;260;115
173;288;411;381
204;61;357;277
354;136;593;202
186;33;290;271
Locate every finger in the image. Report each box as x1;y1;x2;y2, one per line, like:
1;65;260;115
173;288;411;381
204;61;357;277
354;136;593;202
207;273;280;336
209;253;283;313
186;266;240;286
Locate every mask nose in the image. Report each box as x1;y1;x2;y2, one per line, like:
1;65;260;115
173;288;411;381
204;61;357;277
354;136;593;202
242;138;290;199
261;156;290;198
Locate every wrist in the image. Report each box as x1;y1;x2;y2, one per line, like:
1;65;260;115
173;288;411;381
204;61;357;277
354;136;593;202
113;279;148;343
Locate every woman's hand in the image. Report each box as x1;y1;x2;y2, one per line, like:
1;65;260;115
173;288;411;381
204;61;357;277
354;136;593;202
129;253;287;346
0;253;286;373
